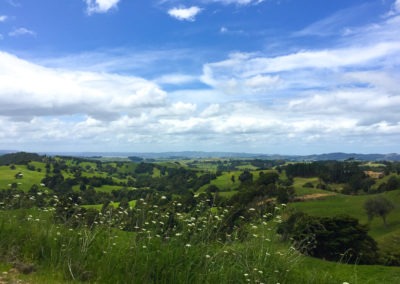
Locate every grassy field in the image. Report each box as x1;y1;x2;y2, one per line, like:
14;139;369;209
197;170;278;193
290;190;400;239
0;165;47;191
292;177;329;196
298;256;400;283
197;171;241;192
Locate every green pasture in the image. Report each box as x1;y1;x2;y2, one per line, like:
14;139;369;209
197;171;241;192
292;177;329;196
94;185;127;192
197;169;280;193
152;167;161;178
235;164;259;171
290;190;400;239
28;161;46;172
364;162;387;168
0;165;46;191
80;171;108;178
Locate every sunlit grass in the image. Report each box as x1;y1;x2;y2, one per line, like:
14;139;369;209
290;190;400;239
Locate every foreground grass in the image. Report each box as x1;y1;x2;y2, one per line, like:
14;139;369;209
1;207;399;283
0;208;298;283
298;256;400;284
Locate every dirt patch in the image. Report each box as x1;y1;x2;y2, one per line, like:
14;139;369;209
0;267;32;284
294;193;336;202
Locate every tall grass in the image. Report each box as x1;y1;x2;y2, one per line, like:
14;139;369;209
1;199;399;283
0;203;306;283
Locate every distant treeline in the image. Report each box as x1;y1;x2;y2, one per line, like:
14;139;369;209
0;152;43;165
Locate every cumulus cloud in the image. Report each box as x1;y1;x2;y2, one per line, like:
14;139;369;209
8;27;36;37
168;6;202;21
85;0;120;15
0;51;166;119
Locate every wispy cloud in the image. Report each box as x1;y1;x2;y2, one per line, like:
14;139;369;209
389;0;400;14
6;0;21;7
219;26;245;35
84;0;120;15
155;73;198;85
0;15;8;22
168;6;203;21
8;27;36;37
207;0;264;5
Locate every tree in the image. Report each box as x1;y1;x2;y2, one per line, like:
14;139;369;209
364;196;395;227
238;170;253;185
278;213;379;264
206;185;219;193
385;176;399;191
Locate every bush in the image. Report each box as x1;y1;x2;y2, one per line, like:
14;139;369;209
302;182;314;188
278;213;379;264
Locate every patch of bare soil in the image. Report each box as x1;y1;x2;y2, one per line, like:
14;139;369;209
0;262;35;284
294;193;336;202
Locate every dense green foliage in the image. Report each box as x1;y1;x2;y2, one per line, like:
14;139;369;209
278;212;379;264
0;152;43;166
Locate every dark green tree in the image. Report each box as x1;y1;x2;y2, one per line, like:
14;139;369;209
364;196;395;227
278;213;379;264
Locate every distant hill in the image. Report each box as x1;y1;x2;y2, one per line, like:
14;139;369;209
29;151;400;161
291;152;400;161
0;152;43;165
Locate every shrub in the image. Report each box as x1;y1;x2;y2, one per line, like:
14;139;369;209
278;212;379;264
302;182;314;188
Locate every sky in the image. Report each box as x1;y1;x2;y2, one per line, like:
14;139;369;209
0;0;399;154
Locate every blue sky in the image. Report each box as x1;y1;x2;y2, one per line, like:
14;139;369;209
0;0;399;154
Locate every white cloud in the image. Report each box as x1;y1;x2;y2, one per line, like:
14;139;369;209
168;6;202;21
85;0;120;15
0;51;166;119
0;15;8;22
204;42;400;78
200;38;400;97
208;0;264;5
390;0;400;14
155;73;198;85
9;27;36;37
